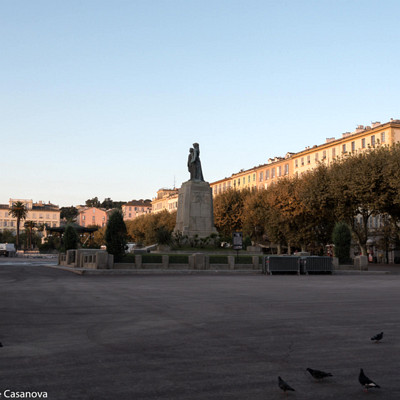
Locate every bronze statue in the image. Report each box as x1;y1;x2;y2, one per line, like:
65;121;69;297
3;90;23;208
187;148;196;180
188;143;204;181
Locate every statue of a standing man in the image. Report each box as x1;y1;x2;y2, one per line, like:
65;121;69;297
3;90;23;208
187;148;196;180
189;142;204;181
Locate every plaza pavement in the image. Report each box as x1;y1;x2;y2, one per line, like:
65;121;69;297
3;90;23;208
1;259;400;399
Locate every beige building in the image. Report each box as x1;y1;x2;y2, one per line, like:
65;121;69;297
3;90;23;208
0;198;60;232
122;200;152;220
152;188;179;214
210;119;400;195
292;120;400;176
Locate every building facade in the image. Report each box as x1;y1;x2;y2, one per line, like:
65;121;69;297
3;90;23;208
210;119;400;195
76;207;108;228
122;200;152;221
152;188;179;214
0;199;60;232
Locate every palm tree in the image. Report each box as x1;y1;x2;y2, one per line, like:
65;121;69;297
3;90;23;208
9;201;28;250
24;220;37;250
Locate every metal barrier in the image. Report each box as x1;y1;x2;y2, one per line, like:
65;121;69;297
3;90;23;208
263;256;301;275
302;256;333;274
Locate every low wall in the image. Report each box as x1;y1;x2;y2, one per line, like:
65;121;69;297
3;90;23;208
59;249;113;269
114;254;262;271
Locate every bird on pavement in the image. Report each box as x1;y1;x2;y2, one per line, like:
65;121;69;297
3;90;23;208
371;331;383;343
278;376;295;393
306;368;333;381
359;368;380;391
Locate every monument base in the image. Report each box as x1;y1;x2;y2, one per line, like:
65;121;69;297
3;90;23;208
174;180;218;238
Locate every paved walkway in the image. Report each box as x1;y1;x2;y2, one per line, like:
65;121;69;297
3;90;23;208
1;263;400;399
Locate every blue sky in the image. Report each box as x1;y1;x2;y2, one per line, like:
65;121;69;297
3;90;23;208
1;0;400;207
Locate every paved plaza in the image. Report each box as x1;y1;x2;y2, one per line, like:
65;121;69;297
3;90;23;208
1;260;400;399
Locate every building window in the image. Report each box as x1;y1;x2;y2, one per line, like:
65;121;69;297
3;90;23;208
271;168;276;178
307;155;311;164
277;166;282;177
332;148;336;158
243;177;245;185
248;175;250;183
284;164;289;175
351;141;355;152
342;144;346;153
266;170;270;180
237;179;240;186
259;171;264;182
295;159;298;168
322;150;326;159
371;135;376;147
315;153;319;161
362;138;366;149
253;173;256;182
82;215;85;220
301;157;304;166
381;132;386;143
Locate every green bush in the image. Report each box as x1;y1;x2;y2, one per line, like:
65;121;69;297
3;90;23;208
105;210;128;262
332;221;352;264
235;255;253;264
64;224;79;251
142;254;163;263
169;254;189;264
209;255;229;264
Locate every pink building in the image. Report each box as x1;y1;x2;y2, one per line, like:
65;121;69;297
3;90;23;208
76;207;108;228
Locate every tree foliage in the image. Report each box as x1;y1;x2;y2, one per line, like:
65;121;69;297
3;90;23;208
105;210;127;261
8;201;28;249
64;224;79;251
126;210;176;246
212;144;400;257
332;222;352;264
213;188;250;240
85;197;101;208
60;206;78;221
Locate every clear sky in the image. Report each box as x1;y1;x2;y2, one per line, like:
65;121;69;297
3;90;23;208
1;0;400;207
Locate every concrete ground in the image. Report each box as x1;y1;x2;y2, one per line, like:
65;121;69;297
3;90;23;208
1;260;399;399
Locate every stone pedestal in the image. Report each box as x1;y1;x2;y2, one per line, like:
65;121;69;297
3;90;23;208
174;180;218;238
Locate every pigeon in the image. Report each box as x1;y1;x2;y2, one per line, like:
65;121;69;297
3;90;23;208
306;368;333;380
278;376;295;393
359;368;380;391
371;331;383;343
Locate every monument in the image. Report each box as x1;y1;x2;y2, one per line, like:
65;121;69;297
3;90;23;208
174;143;218;238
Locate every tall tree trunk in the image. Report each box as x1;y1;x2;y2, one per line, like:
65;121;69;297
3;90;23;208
16;217;20;250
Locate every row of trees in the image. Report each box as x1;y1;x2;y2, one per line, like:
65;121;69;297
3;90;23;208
214;143;400;255
62;210;128;261
60;197;128;221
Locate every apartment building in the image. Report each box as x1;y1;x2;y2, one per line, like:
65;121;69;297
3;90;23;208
210;119;400;195
0;198;60;232
211;154;292;196
292;120;400;176
152;188;179;214
122;200;152;221
76;207;108;228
